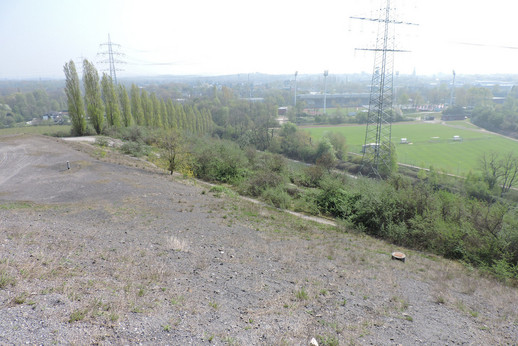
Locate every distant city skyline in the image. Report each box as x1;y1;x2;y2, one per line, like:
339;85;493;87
1;0;518;79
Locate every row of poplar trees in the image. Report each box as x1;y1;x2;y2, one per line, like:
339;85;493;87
63;59;213;136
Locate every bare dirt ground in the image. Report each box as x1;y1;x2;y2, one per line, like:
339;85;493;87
0;134;517;345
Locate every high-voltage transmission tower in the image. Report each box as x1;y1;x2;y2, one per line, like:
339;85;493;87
351;0;416;178
98;34;125;84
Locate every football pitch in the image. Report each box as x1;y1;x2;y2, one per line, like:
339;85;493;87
304;121;518;176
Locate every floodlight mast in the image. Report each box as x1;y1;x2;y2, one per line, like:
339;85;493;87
352;0;417;178
293;71;298;108
323;70;329;114
450;70;456;106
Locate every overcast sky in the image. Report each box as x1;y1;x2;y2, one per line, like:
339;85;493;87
1;0;518;79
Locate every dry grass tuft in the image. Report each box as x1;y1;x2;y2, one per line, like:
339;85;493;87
167;236;189;252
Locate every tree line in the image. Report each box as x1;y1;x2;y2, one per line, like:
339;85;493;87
63;59;214;136
0;88;65;128
469;86;518;137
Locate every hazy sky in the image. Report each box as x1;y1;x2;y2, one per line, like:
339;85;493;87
1;0;518;79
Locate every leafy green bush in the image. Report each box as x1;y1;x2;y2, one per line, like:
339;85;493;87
120;141;151;157
304;165;326;187
119;126;159;146
315;177;361;219
191;139;248;183
489;259;518;282
273;123;316;162
239;170;284;197
292;189;320;215
464;172;495;202
261;186;291;209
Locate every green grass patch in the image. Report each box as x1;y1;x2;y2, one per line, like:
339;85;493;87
0;270;16;288
209;185;235;197
0;201;34;210
0;125;71;137
305;122;518;176
316;334;339;346
445;120;480;129
295;287;309;301
68;309;87;323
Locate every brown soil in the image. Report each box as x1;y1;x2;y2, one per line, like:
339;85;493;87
0;134;517;345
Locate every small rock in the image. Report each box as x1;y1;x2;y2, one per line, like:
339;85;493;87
310;337;319;346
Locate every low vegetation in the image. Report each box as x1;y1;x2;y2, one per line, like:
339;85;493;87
0;124;71;137
5;66;517;283
98;123;518;283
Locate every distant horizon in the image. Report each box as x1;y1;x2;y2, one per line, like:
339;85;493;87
2;71;518;83
2;1;518;80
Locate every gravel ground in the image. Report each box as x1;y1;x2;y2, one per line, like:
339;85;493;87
0;134;517;345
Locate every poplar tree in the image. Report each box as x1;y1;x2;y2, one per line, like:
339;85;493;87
176;103;186;130
101;73;121;127
130;84;144;125
194;107;202;134
140;89;152;126
201;108;209;134
119;84;133;127
208;109;214;132
166;99;177;129
160;99;168;129
185;105;196;133
83;59;104;134
204;108;212;134
150;92;162;128
63;60;86;136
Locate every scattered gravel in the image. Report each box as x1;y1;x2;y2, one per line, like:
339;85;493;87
0;134;517;345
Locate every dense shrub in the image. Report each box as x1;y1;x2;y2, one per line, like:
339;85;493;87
297;165;326;188
120;141;151;157
118;126;160;145
272;122;316;162
334;176;518;280
239;170;284;197
261;186;291;209
464;172;495;202
191;138;248;183
315;177;361;219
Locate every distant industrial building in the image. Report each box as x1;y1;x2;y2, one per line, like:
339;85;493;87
277;107;287;116
240;97;264;102
297;93;371;108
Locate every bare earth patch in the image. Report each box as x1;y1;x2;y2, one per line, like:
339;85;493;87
0;134;517;344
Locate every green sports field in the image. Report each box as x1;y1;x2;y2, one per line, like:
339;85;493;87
304;121;518;176
0;125;70;137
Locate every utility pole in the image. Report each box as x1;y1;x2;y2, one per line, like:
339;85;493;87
352;0;417;178
323;70;329;114
98;34;124;84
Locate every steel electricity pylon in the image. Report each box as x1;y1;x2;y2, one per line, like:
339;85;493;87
352;0;416;178
98;34;125;84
